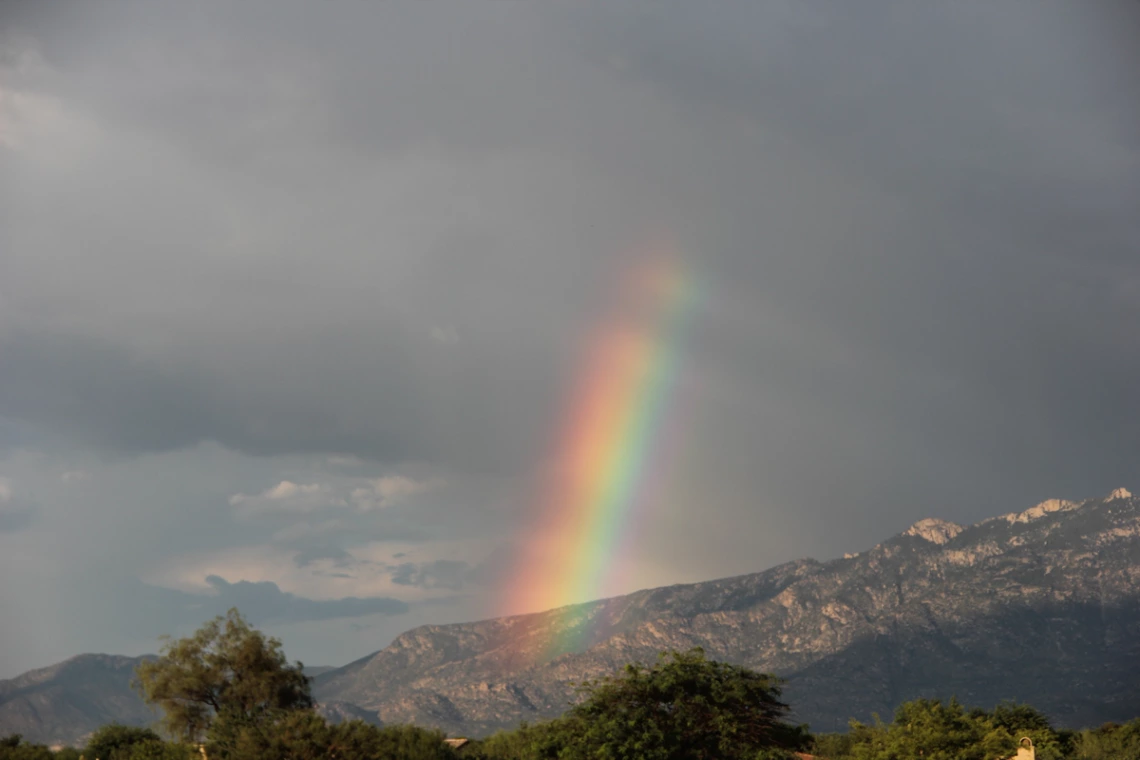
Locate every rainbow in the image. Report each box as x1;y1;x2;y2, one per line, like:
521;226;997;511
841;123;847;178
502;244;699;654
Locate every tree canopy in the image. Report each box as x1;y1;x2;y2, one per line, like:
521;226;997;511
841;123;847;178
227;711;456;760
134;608;313;742
811;698;1080;760
84;724;168;760
480;647;809;760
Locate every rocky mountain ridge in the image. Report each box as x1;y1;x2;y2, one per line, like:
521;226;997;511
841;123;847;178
310;488;1140;735
4;489;1139;744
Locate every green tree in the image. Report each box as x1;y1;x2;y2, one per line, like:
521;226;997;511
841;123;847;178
84;724;163;760
123;741;196;760
1073;720;1140;760
223;710;457;760
468;721;567;760
134;608;313;742
226;710;331;760
846;699;1013;760
549;648;809;760
0;735;74;760
988;701;1068;760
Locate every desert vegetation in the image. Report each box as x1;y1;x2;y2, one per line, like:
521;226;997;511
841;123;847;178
2;610;1138;760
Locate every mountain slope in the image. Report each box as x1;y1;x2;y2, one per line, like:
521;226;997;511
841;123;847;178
0;654;156;746
312;489;1140;735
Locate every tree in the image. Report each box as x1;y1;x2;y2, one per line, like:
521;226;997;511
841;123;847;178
1072;720;1140;760
134;608;313;742
0;735;81;760
224;711;457;760
84;724;165;760
989;701;1069;760
548;648;809;760
0;735;53;760
844;698;1013;760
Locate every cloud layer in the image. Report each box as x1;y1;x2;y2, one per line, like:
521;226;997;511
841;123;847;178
0;0;1137;677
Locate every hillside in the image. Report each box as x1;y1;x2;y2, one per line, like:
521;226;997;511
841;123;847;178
0;654;155;747
4;489;1139;744
311;488;1140;735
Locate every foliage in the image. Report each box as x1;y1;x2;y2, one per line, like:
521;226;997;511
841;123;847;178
0;731;193;760
848;698;1014;760
1070;720;1140;760
464;721;571;760
468;648;808;760
84;724;163;760
810;698;1092;760
221;709;457;760
0;736;81;760
0;736;88;760
120;741;196;760
134;608;313;742
0;735;56;760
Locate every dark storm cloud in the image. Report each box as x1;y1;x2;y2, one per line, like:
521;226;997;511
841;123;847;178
0;325;552;473
1;0;1139;676
1;1;1135;508
542;0;1140;530
2;0;1131;500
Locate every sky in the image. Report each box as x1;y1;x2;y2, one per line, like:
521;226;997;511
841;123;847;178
1;0;1138;678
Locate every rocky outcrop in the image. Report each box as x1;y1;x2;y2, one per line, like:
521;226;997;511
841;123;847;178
903;518;964;544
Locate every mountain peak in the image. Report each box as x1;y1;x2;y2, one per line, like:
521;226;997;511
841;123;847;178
1107;487;1132;501
902;517;964;545
1003;498;1078;524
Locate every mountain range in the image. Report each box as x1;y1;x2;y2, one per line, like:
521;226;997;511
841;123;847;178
4;488;1139;745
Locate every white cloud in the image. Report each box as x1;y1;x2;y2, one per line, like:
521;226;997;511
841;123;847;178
230;480;344;515
349;475;441;512
0;477;11;502
230;475;440;518
61;470;90;482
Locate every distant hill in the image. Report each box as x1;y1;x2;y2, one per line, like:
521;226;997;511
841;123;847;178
0;654;155;746
5;489;1140;744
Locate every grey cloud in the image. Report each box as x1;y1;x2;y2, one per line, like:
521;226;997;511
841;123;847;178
0;0;1138;676
41;572;411;655
293;546;353;569
0;498;35;532
388;549;513;592
199;576;409;624
389;560;471;592
544;1;1140;527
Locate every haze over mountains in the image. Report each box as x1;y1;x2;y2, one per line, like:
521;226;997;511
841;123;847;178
3;489;1138;746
